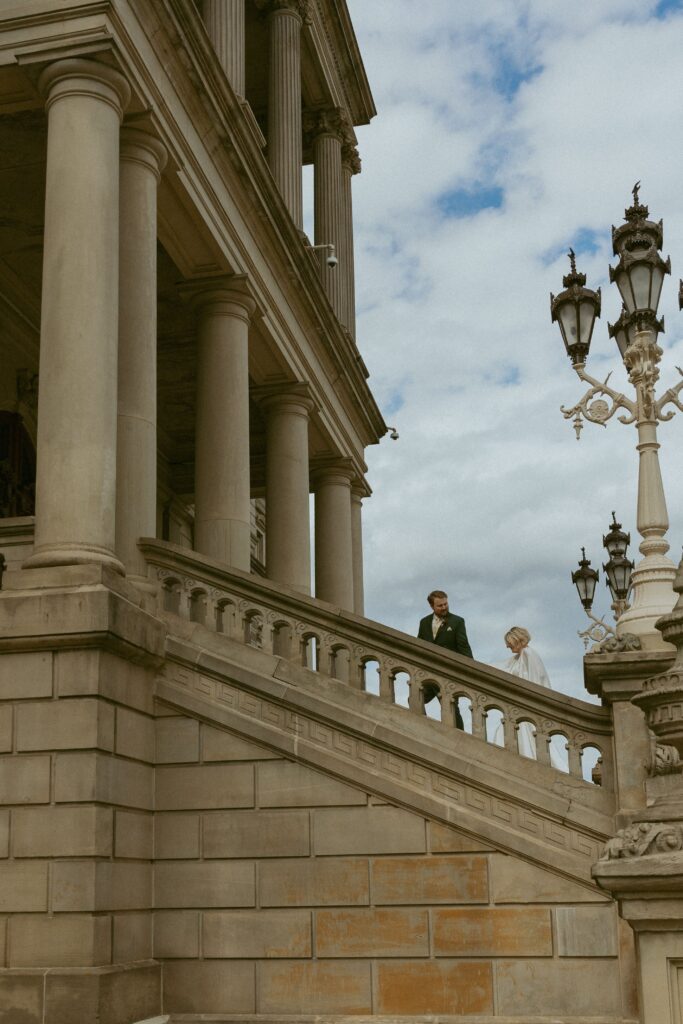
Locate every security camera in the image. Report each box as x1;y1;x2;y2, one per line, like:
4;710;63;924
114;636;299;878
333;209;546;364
326;246;338;269
388;426;399;440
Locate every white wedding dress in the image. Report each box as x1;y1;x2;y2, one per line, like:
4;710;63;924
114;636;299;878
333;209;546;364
497;647;567;770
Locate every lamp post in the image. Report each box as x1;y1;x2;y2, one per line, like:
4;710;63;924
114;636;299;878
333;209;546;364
572;519;636;650
552;184;683;649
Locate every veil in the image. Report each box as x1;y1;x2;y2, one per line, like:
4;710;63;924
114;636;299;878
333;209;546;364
496;646;565;769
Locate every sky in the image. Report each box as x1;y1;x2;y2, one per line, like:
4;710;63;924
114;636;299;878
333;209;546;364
335;0;683;700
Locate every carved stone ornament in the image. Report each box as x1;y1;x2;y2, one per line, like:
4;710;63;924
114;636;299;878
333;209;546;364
342;141;361;175
599;820;683;861
653;742;682;775
303;107;351;146
592;631;642;654
254;0;312;24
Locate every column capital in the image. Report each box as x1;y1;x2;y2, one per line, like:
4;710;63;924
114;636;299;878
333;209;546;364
255;0;312;24
311;457;356;487
179;274;258;321
352;477;371;500
38;58;131;120
303;106;352;147
120;127;168;180
342;140;361;175
253;382;315;417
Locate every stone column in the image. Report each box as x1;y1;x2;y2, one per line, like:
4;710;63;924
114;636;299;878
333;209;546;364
313;461;354;610
187;278;256;572
116;128;167;584
341;140;360;337
26;59;130;572
263;388;313;593
203;0;245;98
307;108;346;319
351;483;365;615
260;0;308;227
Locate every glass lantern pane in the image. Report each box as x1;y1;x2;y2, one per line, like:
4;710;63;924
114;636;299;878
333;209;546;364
614;326;628;357
630;263;651;310
559;302;578;344
613;562;631;595
579;301;596;345
615;269;635;313
651;265;665;313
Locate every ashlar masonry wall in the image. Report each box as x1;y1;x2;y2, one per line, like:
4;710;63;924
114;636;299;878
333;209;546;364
154;708;639;1020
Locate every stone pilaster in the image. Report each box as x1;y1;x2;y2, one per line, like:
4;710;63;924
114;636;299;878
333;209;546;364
184;277;256;572
116;128;167;585
313;460;354;610
203;0;246;98
341;140;361;337
26;59;130;572
260;386;313;593
305;107;348;320
258;0;310;227
351;482;365;615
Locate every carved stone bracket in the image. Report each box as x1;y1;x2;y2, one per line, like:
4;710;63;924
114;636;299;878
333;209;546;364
599;820;683;861
593;632;642;655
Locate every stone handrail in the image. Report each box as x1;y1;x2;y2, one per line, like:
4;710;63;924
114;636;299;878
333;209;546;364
140;538;614;790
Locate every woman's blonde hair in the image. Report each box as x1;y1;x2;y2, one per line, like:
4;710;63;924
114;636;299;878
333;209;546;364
504;626;531;646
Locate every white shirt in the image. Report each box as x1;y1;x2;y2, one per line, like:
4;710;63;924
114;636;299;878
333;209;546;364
432;613;446;639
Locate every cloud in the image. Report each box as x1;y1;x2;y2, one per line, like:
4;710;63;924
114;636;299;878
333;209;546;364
345;0;683;701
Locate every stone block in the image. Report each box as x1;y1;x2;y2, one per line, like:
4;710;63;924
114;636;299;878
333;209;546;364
44;962;160;1024
260;857;369;907
203;910;311;958
51;861;152;912
0;916;6;966
316;908;429;957
163;960;255;1014
496;959;621;1016
0;973;43;1023
0;706;12;752
0;809;9;857
372;854;488;904
376;961;493;1014
259;961;372;1014
9;914;112;967
0;651;52;699
313;806;426;855
54;752;154;809
115;706;155;762
12;805;113;857
202;724;280;761
155;716;199;764
56;650;154;714
433;906;552;956
0;754;51;804
154;911;200;958
0;861;48;911
555;905;618;956
258;761;366;807
155;861;255;908
112;912;153;963
154;812;200;859
16;698;114;752
429;821;495;853
204;809;310;858
490;853;609;903
155;763;253;810
114;810;153;859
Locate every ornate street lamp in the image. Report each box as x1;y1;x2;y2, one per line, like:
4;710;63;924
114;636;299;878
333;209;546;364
602;512;634;617
552;185;683;648
572;548;599;611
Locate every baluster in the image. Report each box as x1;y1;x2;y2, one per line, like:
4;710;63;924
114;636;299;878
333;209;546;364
440;686;457;731
598;745;613;791
334;648;351;683
178;580;193;620
273;622;293;659
471;699;487;740
317;637;332;676
260;619;275;655
407;678;423;715
535;723;551;766
567;740;582;778
378;662;393;702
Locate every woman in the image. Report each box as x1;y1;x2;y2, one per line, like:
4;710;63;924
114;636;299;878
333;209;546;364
498;627;566;769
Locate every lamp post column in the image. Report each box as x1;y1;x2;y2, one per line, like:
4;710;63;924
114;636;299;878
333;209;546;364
263;389;313;593
202;0;245;97
313;461;354;610
26;59;130;572
116;128;167;584
189;279;256;571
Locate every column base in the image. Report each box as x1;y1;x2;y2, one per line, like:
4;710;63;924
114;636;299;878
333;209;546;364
24;542;125;575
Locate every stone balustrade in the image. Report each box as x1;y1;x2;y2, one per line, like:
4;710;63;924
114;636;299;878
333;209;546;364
140;538;615;790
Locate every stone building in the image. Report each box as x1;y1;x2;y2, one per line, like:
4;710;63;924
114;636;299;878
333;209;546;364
0;2;680;1023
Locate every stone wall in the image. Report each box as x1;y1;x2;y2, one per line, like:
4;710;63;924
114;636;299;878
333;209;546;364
154;709;639;1020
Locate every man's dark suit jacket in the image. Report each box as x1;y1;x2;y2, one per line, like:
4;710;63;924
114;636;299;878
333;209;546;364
417;612;472;728
418;612;473;658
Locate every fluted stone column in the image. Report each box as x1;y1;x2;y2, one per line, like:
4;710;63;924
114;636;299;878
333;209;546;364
307;108;346;319
263;389;313;592
351;483;365;615
341;140;360;337
116;128;167;583
203;0;245;97
26;59;130;572
314;461;354;610
260;0;308;227
188;279;255;572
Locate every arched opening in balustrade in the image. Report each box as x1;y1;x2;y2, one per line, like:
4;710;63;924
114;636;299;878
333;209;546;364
392;670;411;708
361;658;380;695
581;744;603;785
516;719;538;759
485;707;505;745
331;645;352;683
189;588;208;625
272;619;293;659
301;632;320;671
548;731;570;773
215;599;236;635
243;608;265;649
455;694;473;733
422;680;442;721
161;577;182;615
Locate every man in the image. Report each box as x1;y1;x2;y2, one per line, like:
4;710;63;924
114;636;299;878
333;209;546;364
417;589;472;727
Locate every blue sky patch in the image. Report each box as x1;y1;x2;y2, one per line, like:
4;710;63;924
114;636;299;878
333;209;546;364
654;0;682;18
437;185;503;218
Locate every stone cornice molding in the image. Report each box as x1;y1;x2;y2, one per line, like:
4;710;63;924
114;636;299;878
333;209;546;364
254;0;312;25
